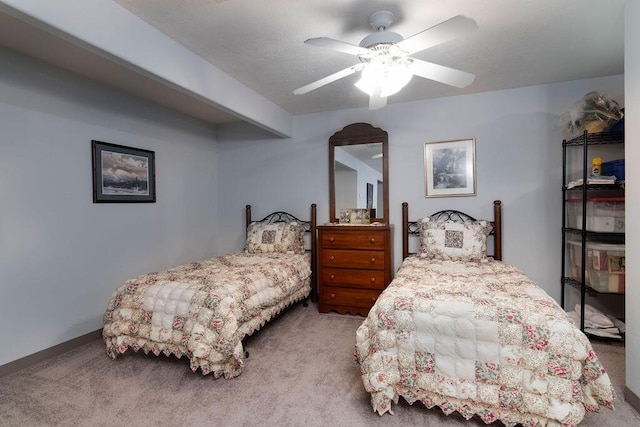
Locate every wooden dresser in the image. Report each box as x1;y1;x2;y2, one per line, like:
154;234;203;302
317;224;393;316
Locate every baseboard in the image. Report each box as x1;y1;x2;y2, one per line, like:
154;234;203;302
0;329;102;379
625;386;640;414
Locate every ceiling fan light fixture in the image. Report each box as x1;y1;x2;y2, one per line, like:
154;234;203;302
355;57;413;97
294;11;478;108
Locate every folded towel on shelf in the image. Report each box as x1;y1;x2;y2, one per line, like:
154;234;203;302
575;304;615;328
611;316;626;334
566;175;617;189
584;327;623;339
568;304;623;340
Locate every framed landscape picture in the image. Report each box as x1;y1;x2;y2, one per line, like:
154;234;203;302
92;140;156;203
424;138;476;198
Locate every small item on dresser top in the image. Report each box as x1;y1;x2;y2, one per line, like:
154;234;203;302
349;208;370;224
592;157;602;176
338;208;370;224
338;209;351;224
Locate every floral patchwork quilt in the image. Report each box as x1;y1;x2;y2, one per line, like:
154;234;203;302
355;257;615;426
103;252;310;378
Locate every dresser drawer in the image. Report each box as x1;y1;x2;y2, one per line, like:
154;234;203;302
321;268;385;289
320;230;386;250
317;224;393;315
320;286;381;308
321;249;385;269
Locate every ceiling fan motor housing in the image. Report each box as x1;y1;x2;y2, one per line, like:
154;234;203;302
359;31;403;48
369;10;395;31
359;10;404;48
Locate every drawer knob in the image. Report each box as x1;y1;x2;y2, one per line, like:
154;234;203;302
371;297;377;302
370;257;376;263
329;255;335;262
330;293;335;299
370;277;376;283
329;236;335;242
369;237;376;244
329;274;335;280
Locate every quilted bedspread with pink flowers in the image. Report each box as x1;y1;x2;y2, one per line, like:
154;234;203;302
355;257;615;426
103;252;310;378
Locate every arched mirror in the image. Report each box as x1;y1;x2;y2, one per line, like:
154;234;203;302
329;123;389;224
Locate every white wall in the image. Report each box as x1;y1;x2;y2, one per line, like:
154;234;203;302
0;47;220;366
624;0;640;403
217;75;624;304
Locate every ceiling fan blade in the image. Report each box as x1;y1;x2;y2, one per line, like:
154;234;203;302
394;15;478;56
410;58;476;88
304;37;371;56
368;87;387;110
294;64;363;95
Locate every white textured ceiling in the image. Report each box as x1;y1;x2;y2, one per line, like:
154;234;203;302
0;0;626;126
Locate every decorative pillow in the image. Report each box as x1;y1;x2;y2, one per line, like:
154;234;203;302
244;222;305;254
417;218;489;261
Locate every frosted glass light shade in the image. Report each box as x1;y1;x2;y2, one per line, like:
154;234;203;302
355;58;413;97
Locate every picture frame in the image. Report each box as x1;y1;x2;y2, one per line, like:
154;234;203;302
338;208;370;224
424;138;476;198
366;182;373;209
92;140;156;203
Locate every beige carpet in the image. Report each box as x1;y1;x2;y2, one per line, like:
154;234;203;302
0;302;638;427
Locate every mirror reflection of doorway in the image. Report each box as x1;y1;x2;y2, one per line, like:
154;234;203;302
376;180;383;215
335;162;357;211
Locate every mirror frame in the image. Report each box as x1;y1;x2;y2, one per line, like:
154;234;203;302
329;122;389;224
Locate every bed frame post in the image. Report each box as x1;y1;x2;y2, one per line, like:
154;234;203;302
402;202;409;260
493;200;503;261
245;205;252;238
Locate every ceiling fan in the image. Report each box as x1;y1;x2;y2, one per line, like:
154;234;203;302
294;11;478;110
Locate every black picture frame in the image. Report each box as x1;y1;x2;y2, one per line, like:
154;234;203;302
423;138;476;198
92;140;156;203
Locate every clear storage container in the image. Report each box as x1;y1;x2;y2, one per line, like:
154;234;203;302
567;241;625;293
566;197;625;232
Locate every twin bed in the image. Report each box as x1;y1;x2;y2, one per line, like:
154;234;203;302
102;200;615;426
355;201;615;426
103;204;316;379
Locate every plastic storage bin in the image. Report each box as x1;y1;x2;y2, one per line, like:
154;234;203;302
567;241;625;293
602;159;625;181
566;197;625;232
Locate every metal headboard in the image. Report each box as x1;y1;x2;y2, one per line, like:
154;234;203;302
402;200;503;261
246;208;315;232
